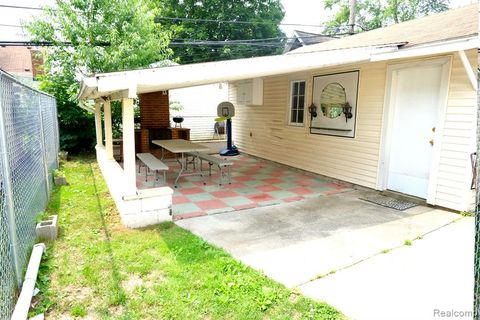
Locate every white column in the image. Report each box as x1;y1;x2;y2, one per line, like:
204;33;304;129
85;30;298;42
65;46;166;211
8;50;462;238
94;102;103;147
104;100;113;160
122;98;136;195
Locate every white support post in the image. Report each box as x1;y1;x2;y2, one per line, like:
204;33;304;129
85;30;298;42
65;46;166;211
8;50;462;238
458;50;477;90
122;98;137;195
94;102;103;147
104;100;113;160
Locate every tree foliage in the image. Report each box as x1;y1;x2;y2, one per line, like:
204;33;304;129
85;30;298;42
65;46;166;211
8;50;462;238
28;0;172;152
28;0;287;151
157;0;286;64
324;0;450;33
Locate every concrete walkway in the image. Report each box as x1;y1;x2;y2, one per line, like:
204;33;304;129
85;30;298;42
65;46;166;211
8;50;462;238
300;217;474;320
176;190;472;319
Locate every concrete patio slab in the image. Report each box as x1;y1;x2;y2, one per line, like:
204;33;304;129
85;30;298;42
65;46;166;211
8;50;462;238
300;217;474;320
176;189;461;288
138;154;352;219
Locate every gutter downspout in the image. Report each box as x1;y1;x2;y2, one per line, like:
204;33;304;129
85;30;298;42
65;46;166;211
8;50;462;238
11;243;46;320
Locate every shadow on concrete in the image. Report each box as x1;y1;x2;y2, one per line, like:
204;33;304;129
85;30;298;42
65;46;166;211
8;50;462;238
176;189;459;287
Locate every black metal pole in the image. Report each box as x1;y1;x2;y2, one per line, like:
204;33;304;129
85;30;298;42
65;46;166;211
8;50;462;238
220;118;238;156
226;118;232;150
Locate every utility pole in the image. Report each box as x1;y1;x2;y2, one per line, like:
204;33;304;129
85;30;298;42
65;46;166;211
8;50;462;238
348;0;356;35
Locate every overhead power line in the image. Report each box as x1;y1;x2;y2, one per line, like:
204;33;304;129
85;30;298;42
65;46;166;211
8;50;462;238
0;40;281;48
172;36;284;43
0;5;341;31
170;42;283;47
0;4;44;10
156;16;328;28
172;34;339;43
0;24;24;28
170;47;281;64
0;32;341;48
0;41;110;47
0;5;329;29
0;4;370;33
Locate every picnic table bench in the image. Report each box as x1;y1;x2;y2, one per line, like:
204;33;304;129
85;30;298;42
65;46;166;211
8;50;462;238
152;139;210;187
136;153;168;185
187;152;233;185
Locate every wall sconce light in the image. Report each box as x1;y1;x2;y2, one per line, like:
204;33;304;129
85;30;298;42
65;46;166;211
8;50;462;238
343;102;353;122
308;103;318;118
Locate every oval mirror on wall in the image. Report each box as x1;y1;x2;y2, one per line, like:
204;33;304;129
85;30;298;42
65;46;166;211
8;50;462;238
320;82;346;119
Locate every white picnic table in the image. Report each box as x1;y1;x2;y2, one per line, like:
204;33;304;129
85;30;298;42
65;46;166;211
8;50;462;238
152;139;210;186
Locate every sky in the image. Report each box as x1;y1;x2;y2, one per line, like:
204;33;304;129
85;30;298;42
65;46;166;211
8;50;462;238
280;0;327;35
0;0;476;41
0;0;53;41
279;0;477;35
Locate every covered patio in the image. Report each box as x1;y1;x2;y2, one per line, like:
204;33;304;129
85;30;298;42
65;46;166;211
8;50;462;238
79;45;395;228
77;9;478;227
135;153;351;220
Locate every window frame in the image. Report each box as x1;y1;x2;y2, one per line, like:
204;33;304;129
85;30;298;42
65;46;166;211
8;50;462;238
288;79;307;126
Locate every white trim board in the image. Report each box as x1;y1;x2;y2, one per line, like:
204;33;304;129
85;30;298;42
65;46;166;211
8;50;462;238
287;79;307;127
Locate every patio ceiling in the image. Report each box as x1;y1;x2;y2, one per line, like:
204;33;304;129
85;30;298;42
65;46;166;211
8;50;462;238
78;44;401;101
78;36;478;102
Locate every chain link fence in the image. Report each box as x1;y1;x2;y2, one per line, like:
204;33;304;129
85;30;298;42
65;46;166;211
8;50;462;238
0;70;58;319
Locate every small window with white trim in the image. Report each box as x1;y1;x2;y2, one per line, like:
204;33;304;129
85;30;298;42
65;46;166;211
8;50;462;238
289;80;306;125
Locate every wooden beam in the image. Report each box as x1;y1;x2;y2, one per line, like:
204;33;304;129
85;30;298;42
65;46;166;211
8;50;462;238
109;89;129;101
457;50;477;90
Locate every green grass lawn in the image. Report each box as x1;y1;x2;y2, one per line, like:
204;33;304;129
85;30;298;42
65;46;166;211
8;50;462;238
32;154;343;319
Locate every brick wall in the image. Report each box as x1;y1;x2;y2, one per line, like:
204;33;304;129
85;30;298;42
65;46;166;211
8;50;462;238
139;91;170;128
137;91;192;158
30;49;44;79
135;129;150;153
170;128;190;140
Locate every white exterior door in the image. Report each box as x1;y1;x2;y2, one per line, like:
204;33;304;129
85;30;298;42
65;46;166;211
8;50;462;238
387;65;443;198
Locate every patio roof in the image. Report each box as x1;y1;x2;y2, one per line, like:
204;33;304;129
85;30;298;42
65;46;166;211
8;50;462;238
78;44;400;101
78;4;478;102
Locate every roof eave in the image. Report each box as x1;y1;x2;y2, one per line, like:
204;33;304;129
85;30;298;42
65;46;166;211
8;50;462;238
370;35;478;62
77;76;98;101
78;45;399;101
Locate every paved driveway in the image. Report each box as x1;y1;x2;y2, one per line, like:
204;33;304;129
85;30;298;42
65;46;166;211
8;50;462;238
300;217;473;320
176;189;472;319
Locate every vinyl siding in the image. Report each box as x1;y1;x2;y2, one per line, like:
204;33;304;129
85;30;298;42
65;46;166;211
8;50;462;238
231;61;388;188
230;49;477;212
169;83;228;140
435;50;477;211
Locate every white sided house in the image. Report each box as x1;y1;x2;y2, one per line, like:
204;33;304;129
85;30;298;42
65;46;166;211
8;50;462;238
79;4;478;227
169;83;228;140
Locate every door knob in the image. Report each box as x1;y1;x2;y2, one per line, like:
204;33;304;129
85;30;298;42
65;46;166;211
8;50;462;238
432;127;435;132
429;139;434;146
